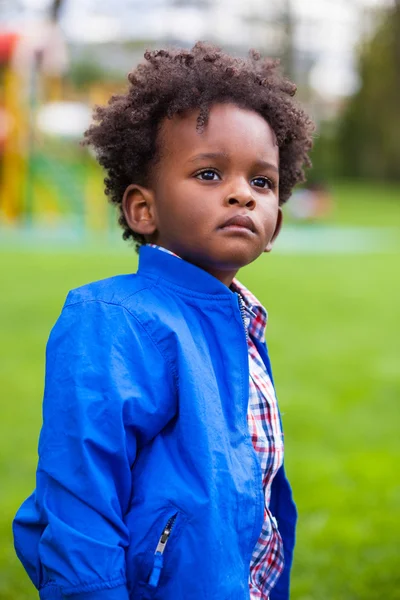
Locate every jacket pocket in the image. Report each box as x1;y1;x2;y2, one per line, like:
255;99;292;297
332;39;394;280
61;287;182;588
133;505;187;599
147;512;178;588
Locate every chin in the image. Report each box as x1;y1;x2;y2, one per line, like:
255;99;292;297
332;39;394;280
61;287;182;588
214;248;261;270
185;240;264;274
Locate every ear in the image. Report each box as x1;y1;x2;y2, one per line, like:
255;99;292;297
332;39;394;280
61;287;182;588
122;184;157;237
264;207;283;252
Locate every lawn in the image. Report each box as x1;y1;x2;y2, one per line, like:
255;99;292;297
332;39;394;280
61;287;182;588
0;183;399;600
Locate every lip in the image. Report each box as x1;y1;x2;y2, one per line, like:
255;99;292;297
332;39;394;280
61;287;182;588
219;215;256;233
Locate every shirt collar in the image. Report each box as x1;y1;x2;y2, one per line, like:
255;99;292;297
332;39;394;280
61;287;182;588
230;279;268;343
147;243;181;260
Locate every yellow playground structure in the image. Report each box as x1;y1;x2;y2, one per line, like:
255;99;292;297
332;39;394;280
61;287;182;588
0;27;112;234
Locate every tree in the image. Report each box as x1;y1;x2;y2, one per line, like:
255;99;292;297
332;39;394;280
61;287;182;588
50;0;64;22
338;2;400;181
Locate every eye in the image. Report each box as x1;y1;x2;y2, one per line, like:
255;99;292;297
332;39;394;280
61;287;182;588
251;176;273;189
195;169;221;181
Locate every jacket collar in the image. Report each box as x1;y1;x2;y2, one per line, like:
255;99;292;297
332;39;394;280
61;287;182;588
138;244;235;297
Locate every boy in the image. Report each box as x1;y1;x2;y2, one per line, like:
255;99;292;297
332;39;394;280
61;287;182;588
13;43;314;600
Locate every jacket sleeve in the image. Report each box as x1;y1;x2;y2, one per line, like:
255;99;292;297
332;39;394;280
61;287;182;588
13;298;176;600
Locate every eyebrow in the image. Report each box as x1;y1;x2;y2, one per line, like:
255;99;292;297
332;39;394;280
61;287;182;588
188;152;279;173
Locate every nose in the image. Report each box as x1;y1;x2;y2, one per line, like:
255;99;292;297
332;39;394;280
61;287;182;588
224;181;256;210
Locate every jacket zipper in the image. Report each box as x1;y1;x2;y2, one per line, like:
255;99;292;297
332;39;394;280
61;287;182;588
148;513;178;588
235;293;265;572
237;294;249;342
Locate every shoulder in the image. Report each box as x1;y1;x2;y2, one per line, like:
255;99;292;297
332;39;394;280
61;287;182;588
49;273;175;366
48;273;166;354
64;273;155;312
62;272;186;330
58;273;181;357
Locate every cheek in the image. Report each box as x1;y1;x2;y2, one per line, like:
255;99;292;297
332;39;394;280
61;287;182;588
160;182;212;226
260;203;279;231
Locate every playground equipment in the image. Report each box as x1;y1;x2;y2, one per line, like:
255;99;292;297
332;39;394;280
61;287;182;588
0;23;111;234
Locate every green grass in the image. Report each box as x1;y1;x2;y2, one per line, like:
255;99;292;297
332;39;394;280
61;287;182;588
245;254;400;600
1;184;400;600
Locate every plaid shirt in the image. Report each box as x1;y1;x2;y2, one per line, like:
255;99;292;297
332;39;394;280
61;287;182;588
148;245;284;599
231;279;284;599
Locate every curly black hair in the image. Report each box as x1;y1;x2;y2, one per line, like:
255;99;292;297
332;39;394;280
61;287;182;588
83;42;314;247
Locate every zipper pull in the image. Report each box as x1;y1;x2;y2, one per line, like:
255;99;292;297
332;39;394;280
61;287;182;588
148;514;177;588
148;552;164;588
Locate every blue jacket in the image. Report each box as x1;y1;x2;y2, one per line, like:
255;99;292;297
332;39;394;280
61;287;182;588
13;245;296;600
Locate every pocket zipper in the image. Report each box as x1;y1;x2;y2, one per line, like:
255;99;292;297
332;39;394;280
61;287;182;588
148;513;178;588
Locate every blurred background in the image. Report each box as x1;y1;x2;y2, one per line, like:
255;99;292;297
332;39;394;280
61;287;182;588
0;1;399;599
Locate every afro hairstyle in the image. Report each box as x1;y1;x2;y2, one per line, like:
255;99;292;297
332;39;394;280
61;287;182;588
83;42;315;248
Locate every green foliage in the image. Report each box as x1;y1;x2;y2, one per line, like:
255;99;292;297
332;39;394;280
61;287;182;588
308;121;341;182
338;4;400;180
1;183;399;599
68;56;124;90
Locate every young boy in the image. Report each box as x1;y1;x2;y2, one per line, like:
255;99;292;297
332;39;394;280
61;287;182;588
13;43;314;600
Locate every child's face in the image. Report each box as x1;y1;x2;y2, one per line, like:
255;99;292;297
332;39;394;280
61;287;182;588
124;102;281;285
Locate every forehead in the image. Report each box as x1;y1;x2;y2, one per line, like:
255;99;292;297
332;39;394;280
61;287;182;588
158;103;279;167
